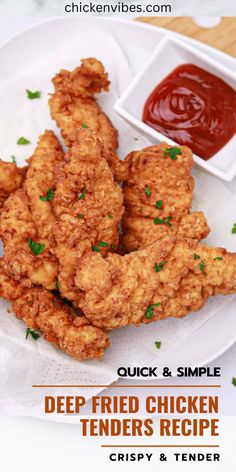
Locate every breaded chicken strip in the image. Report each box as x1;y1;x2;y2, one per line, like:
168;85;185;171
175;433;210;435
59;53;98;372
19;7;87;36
0;260;109;360
49;58;128;180
0;131;64;289
0;160;27;208
122;143;210;252
75;236;236;330
51;128;124;305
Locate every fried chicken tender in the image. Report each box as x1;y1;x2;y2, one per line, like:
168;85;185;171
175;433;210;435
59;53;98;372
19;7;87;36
75;236;236;330
122;143;210;252
51;128;124;305
0;259;109;360
0;131;64;289
49;58;128;180
0;160;27;208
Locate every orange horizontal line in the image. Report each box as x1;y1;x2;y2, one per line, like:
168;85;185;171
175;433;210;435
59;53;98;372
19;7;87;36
32;384;221;388
101;445;220;448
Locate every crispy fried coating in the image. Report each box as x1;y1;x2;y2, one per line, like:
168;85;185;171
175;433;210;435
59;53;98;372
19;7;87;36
0;131;64;289
49;58;128;180
0;160;27;208
75;237;236;330
122;143;210;252
51;128;124;305
0;259;109;360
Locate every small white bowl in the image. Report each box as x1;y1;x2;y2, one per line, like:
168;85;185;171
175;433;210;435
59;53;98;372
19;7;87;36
114;37;236;182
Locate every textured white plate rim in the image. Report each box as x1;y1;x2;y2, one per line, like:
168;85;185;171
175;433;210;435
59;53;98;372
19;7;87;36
0;17;235;422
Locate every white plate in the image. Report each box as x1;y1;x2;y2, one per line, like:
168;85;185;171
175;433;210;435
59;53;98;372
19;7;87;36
0;18;235;417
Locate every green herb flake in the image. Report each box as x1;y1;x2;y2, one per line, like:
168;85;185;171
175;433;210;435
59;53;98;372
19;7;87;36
155;200;163;209
26;327;40;341
232;377;236;387
145;302;161;320
153;216;173;227
199;262;206;275
28;238;45;255
26;89;41;100
92;245;99;252
108;213;113;219
154;261;167;273
39;188;55;202
163;147;182;160
214;256;223;261
11;155;16;163
81;123;88;129
55;278;60;290
194;253;200;260
17;137;31;145
78;187;86;200
78;213;83;219
231;223;236;234
155;341;162;349
145;186;151;197
98;241;109;247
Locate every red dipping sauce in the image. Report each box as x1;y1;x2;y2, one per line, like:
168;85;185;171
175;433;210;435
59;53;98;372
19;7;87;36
142;64;236;160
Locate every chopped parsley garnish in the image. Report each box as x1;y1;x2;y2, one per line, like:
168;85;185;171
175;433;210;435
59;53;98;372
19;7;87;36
199;262;207;275
110;244;115;250
78;187;86;200
92;241;110;252
231;223;236;234
92;245;99;252
39;188;55;202
154;216;173;227
163;147;182;160
232;377;236;387
78;213;83;219
81;123;88;128
55;278;60;290
17;137;31;145
145;302;161;320
214;256;223;261
155;200;163;209
108;213;113;219
155;341;161;349
154;261;167;272
11;155;16;163
98;241;109;247
28;238;45;255
26;328;40;340
145;186;151;197
26;89;41;99
194;253;200;260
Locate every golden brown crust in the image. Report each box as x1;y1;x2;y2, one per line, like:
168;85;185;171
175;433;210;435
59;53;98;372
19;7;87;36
75;237;236;330
0;259;110;360
49;58;128;181
0;131;64;289
122;143;210;252
0;160;27;208
51;128;124;305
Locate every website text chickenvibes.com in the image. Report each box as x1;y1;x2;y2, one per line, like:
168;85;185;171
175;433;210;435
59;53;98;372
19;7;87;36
65;2;172;14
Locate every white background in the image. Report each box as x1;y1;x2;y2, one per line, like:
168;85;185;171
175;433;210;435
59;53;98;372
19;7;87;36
0;17;235;472
0;0;235;16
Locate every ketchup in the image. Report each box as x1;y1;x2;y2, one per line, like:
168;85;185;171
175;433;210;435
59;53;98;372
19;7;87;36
142;64;236;160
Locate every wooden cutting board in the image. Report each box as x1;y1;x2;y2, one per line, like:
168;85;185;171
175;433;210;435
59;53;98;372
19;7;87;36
137;17;236;57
